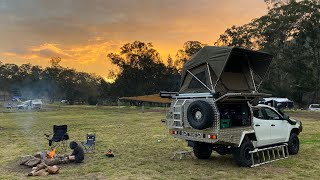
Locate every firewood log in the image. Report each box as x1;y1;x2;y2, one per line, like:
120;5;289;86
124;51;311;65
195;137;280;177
33;169;49;176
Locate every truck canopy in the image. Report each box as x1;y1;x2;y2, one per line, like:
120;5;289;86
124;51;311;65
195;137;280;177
180;46;273;94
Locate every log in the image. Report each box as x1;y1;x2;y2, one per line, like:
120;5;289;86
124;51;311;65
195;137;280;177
25;158;41;167
47;165;60;174
33;169;49;176
19;155;33;165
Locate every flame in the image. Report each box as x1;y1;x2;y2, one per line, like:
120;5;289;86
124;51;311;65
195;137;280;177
47;148;56;159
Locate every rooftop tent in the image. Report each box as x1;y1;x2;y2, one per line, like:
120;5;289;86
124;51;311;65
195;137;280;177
180;46;273;94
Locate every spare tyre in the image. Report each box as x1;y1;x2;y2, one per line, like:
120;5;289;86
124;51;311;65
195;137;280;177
187;100;214;130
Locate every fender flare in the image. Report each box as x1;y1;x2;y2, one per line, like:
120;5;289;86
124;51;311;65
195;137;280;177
238;130;256;147
285;128;301;142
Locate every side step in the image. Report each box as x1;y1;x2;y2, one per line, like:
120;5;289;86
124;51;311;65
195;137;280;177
250;143;289;167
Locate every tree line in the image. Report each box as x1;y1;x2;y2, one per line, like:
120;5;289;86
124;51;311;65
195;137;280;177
0;57;104;104
1;0;319;106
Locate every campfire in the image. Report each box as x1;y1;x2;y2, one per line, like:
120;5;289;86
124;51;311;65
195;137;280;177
19;150;65;176
47;148;56;159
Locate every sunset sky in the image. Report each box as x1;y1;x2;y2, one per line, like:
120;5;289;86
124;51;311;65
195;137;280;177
0;0;268;80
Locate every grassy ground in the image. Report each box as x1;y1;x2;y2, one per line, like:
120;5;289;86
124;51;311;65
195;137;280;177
0;106;319;180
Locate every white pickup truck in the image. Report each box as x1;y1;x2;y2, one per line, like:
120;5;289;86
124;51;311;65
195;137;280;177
163;46;302;167
252;104;301;149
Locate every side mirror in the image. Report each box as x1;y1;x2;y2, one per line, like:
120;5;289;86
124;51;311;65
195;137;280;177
283;114;290;120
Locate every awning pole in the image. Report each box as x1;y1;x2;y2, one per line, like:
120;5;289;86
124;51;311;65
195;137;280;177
206;63;214;92
213;78;220;89
187;70;213;93
248;59;257;92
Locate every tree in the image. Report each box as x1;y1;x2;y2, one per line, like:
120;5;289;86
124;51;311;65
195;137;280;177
175;41;204;71
107;41;179;97
50;57;62;68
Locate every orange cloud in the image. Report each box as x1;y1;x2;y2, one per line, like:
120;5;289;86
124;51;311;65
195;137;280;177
1;40;125;78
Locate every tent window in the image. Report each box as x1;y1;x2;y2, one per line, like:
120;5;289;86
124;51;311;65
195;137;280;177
188;71;207;89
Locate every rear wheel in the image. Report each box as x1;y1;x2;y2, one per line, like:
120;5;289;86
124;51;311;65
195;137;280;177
233;137;254;167
288;133;299;155
193;143;212;159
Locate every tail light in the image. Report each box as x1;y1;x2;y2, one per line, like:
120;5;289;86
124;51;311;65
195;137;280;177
208;134;217;139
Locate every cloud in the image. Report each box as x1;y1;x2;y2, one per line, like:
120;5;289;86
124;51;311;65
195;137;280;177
1;40;124;78
3;43;70;60
0;0;268;77
3;40;123;61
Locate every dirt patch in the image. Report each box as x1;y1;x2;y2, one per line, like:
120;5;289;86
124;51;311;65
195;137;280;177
5;160;31;175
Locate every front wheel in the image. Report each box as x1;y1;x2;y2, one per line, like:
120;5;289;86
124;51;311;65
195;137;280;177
288;133;299;155
193;143;212;159
233;137;254;167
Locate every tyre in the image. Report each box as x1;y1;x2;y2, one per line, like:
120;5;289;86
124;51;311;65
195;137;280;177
187;101;214;130
193;143;212;159
288;133;299;155
233;137;254;167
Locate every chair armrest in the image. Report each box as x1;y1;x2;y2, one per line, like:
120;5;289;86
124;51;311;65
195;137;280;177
44;133;52;139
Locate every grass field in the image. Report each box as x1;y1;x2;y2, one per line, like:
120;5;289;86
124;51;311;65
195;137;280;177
0;106;320;180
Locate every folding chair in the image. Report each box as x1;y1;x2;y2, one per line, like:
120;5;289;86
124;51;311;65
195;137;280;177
45;125;69;153
81;133;96;153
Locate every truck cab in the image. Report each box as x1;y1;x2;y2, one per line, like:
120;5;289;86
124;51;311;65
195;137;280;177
252;104;301;147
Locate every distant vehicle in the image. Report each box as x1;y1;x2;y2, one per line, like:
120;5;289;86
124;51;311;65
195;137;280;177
32;99;43;109
259;97;294;109
16;99;43;110
16;100;31;109
11;96;22;102
61;100;68;103
308;104;320;111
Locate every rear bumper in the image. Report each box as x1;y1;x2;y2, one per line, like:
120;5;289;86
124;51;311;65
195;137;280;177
169;129;219;144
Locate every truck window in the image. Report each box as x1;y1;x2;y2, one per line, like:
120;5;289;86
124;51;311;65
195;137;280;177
253;109;264;119
310;104;320;108
263;108;281;120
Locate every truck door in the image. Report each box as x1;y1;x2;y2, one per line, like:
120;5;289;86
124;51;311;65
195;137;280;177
252;108;271;147
262;107;289;144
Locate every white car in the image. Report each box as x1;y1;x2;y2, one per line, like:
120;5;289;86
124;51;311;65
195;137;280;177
308;104;320;111
16;99;42;110
31;99;43;109
16;100;31;109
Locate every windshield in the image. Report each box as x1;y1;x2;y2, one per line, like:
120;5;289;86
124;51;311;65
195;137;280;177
310;104;320;108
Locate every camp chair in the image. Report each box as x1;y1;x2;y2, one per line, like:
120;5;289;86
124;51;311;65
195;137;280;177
45;125;69;152
81;133;96;153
